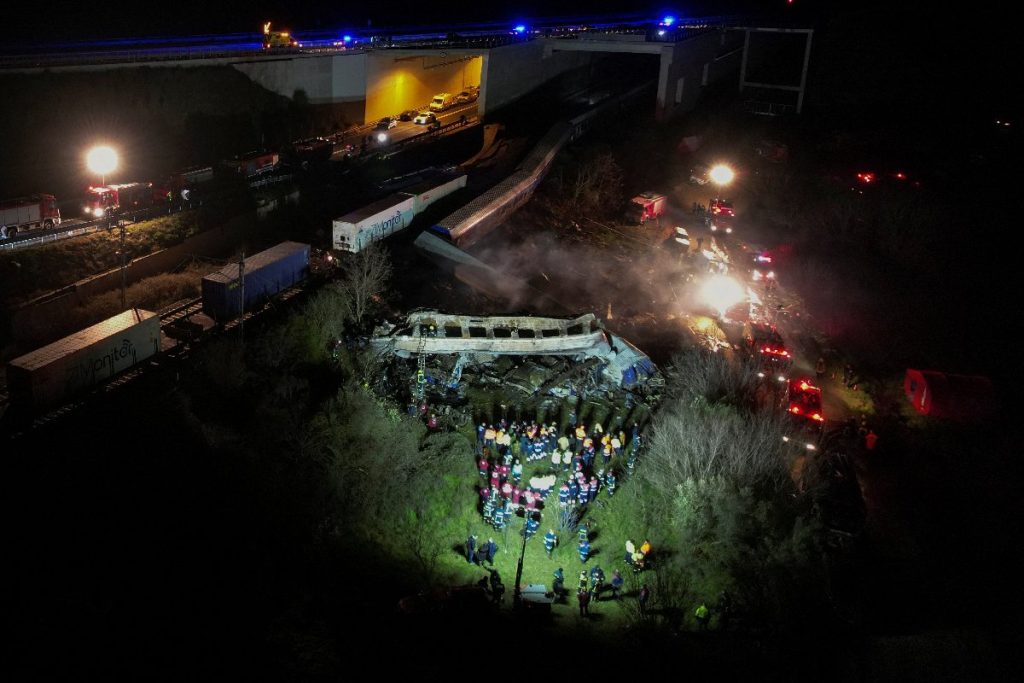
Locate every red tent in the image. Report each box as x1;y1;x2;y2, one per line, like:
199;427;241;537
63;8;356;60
903;369;996;421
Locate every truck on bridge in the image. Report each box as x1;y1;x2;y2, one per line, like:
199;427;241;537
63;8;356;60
262;22;300;49
82;183;154;218
1;194;61;239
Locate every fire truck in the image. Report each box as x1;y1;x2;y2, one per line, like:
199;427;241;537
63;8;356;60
221;151;279;179
82;183;154;218
625;192;667;225
152;166;215;203
743;322;792;380
1;194;61;238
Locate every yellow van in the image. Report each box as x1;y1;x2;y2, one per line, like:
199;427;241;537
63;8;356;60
429;93;455;112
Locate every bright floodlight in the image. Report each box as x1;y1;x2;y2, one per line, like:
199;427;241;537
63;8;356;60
700;275;745;317
87;145;118;179
376;132;388;143
709;164;734;186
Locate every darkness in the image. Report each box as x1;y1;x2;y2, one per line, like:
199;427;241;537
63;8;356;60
4;1;1024;678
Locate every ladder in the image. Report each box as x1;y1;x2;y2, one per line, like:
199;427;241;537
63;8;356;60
415;333;427;400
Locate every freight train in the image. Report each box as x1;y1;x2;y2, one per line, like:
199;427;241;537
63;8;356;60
4;241;310;417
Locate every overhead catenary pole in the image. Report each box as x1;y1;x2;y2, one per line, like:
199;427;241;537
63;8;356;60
119;220;126;309
238;251;245;342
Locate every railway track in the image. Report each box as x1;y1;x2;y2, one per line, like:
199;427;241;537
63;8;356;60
1;279;311;439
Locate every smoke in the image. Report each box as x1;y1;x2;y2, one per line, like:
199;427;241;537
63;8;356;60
466;215;705;359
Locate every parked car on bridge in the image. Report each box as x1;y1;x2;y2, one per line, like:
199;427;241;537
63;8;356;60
376;117;398;130
399;109;419;121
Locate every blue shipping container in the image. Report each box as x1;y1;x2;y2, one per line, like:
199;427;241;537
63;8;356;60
202;241;310;322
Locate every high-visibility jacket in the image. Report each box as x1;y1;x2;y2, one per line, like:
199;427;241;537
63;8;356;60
625;540;636;554
640;541;652;556
575;426;586;440
695;604;709;620
484;428;496;442
551;450;562;465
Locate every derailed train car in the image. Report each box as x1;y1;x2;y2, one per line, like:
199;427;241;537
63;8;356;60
332;173;467;253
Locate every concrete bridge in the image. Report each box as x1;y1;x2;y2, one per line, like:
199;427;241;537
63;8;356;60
230;29;745;124
4;26;751;125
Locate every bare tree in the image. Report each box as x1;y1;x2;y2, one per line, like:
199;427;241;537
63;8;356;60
334;243;392;325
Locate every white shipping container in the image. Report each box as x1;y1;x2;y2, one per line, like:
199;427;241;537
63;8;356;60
402;173;467;214
6;309;161;410
333;194;416;253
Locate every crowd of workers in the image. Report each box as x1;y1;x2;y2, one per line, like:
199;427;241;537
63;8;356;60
446;410;721;627
474;417;641;535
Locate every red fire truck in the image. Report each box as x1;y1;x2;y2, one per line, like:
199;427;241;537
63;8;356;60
625;192;667;225
1;194;62;238
222;151;279;178
82;183;154;218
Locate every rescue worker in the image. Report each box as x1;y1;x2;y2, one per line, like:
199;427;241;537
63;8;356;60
638;584;651;616
610;569;624;599
544;529;558;557
589;565;605;598
606;470;617;497
695;602;710;630
466;534;477;564
558;483;570;507
578;537;591;564
492;580;505;605
485;538;498;565
865;429;878;451
552;568;565;599
578;524;589;545
640;539;652;558
578;588;591;617
578;570;589;593
478;456;489;478
493;504;505;530
511;458;523;483
632;551;646;572
561;449;572;470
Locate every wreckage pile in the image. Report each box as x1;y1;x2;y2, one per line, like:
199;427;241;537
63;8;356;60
369;310;664;421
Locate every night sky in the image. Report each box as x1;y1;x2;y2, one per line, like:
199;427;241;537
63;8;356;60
11;1;791;42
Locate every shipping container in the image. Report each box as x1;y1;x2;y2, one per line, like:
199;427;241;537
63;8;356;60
333;194;416;253
6;309;160;411
401;173;467;214
201;241;310;322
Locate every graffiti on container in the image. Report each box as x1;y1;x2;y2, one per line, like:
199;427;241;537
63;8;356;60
64;337;139;390
362;210;406;249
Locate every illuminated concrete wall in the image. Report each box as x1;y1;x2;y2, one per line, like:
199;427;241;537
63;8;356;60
481;40;592;113
232;52;365;104
364;51;482;122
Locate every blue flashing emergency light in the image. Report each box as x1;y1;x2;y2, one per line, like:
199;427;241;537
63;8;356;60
661;15;676;27
343;35;352;43
513;25;527;34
